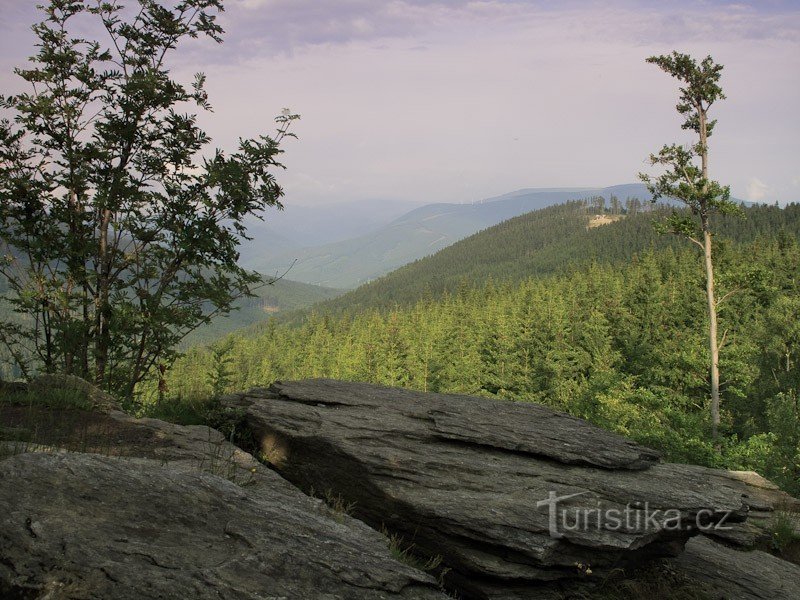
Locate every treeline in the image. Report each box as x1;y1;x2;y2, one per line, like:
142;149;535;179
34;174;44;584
156;226;800;493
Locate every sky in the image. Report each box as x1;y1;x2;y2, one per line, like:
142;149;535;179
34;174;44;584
0;0;798;208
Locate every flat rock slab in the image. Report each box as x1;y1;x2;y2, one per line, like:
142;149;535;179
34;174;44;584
226;379;782;599
0;452;448;600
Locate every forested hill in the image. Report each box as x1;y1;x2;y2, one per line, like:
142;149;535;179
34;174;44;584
179;279;342;347
246;184;696;289
309;201;800;315
160;224;800;495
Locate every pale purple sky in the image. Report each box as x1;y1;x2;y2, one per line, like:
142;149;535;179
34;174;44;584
1;0;798;206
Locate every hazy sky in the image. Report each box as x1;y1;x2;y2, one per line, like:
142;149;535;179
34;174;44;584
1;0;798;207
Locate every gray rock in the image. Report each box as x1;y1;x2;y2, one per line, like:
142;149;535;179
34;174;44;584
700;470;800;548
0;452;448;600
674;536;800;600
226;379;789;599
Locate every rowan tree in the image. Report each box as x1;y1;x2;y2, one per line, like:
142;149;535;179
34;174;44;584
0;0;298;398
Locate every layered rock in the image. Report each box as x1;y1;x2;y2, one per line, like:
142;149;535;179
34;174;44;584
674;536;800;600
700;469;800;548
0;386;448;600
224;379;790;599
4;376;797;599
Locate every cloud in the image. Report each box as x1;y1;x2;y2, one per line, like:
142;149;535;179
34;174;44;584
747;178;769;201
1;1;798;206
215;0;800;60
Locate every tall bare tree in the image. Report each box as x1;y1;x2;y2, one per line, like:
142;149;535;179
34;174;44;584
640;52;742;441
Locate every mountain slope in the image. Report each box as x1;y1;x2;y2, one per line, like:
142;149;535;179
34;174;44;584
238;198;424;270
178;278;343;347
307;201;800;315
247;184;662;288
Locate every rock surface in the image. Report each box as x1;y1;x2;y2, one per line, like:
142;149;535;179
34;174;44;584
225;379;792;599
673;536;800;600
4;376;798;600
701;469;800;548
0;393;448;599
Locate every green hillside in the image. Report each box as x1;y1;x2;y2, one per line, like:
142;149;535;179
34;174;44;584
311;201;800;315
0;276;341;365
158;217;800;495
248;184;671;288
180;278;342;347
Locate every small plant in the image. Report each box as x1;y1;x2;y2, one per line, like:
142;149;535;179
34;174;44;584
308;487;356;523
322;489;356;518
196;429;257;488
381;526;444;573
769;510;800;554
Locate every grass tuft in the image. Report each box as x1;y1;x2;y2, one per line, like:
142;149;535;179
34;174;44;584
380;526;444;573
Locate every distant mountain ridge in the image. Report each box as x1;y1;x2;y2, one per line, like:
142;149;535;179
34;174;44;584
304;201;798;317
247;183;672;288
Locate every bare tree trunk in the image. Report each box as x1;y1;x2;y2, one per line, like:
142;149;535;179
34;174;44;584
699;106;721;442
703;225;720;440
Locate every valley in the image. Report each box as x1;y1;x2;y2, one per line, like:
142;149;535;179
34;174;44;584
1;3;798;597
245;183;686;289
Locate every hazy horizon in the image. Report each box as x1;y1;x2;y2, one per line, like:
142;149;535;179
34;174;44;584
1;0;798;209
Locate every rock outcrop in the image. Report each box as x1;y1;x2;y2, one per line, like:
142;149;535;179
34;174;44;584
674;536;800;600
224;379;796;599
0;382;448;600
700;469;800;548
4;376;798;600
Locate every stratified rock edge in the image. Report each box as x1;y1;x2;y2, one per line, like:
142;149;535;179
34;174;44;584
0;409;448;600
225;378;800;600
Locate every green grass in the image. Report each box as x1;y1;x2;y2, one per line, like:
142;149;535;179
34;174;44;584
767;509;800;559
0;385;94;411
142;394;213;426
380;526;445;573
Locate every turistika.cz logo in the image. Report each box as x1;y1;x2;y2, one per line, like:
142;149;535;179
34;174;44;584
536;491;735;539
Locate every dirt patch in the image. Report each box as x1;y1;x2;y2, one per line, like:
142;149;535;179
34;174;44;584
0;404;173;458
778;540;800;566
757;537;800;568
588;214;625;228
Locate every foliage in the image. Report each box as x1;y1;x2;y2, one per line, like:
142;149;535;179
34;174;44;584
308;202;796;318
767;510;800;554
156;204;800;495
207;337;235;397
640;53;734;218
0;0;297;398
